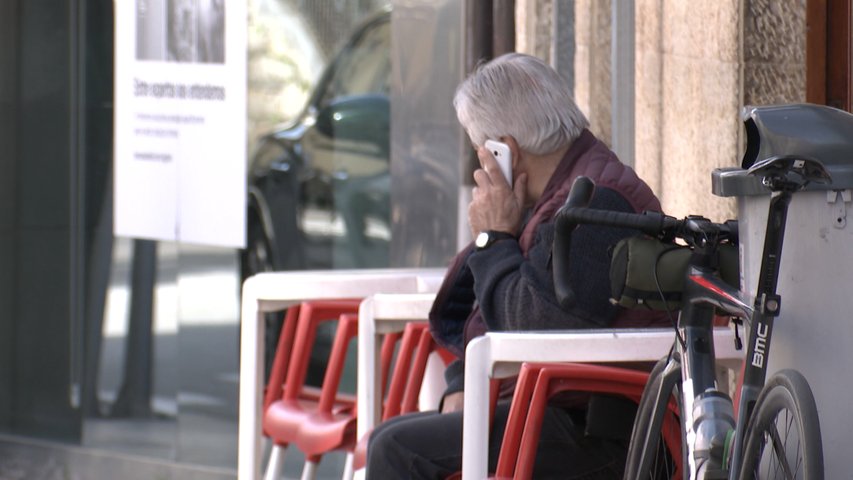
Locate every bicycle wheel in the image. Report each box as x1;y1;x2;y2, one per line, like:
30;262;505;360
738;369;823;479
624;355;685;480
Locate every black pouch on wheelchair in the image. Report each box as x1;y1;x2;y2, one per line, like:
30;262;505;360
609;236;739;311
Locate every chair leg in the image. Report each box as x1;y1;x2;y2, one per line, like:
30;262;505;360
264;445;287;480
341;452;355;480
300;460;318;480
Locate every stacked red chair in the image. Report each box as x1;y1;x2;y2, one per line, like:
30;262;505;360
262;300;361;480
262;299;453;480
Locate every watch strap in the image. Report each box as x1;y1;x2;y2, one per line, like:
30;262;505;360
476;230;515;250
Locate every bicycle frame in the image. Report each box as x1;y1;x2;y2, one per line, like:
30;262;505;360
645;189;794;479
552;163;828;479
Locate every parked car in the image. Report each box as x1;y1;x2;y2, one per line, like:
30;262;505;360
241;9;392;283
242;9;392;383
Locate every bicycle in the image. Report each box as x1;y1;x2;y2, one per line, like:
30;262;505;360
552;155;828;479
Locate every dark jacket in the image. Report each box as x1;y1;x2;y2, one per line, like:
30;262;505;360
429;129;665;396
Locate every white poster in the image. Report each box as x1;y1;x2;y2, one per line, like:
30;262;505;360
114;0;246;248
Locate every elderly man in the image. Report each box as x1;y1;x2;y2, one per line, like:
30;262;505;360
366;53;664;479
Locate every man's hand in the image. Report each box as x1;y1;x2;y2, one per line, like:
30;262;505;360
468;146;528;237
441;391;465;413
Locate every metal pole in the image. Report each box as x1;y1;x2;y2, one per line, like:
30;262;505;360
551;0;575;92
493;0;515;56
465;0;493;71
611;0;635;167
110;239;156;417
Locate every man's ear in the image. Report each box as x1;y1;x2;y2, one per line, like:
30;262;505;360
501;136;522;168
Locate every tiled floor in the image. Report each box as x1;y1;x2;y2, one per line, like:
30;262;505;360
0;433;235;480
2;422;350;480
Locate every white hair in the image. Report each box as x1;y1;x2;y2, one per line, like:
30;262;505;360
453;53;589;156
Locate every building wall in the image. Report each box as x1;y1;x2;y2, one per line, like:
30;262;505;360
515;0;555;64
743;0;807;107
638;0;743;221
0;0;17;432
0;0;88;441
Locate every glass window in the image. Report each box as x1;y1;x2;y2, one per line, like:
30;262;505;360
319;18;391;107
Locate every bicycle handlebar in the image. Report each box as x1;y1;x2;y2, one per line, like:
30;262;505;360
557;205;676;235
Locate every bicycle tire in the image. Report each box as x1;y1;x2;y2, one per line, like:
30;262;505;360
738;369;823;479
624;355;685;480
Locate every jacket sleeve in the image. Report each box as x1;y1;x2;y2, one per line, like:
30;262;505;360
428;245;477;357
467;187;638;332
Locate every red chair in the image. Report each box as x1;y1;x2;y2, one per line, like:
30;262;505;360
262;300;362;480
264;301;452;480
492;362;682;480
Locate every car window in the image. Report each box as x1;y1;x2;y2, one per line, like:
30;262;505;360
319;18;390;108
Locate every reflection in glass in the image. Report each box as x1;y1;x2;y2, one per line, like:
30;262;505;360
86;1;393;474
83;240;179;459
244;10;393;278
136;0;226;63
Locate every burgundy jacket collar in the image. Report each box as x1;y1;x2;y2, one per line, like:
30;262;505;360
534;129;597;213
518;129;596;252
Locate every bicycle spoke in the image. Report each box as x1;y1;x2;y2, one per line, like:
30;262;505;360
742;372;822;480
768;420;795;479
752;407;804;479
784;408;805;477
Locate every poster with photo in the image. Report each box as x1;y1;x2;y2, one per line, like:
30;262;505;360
114;0;246;248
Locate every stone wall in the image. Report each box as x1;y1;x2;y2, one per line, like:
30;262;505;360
743;0;807;107
516;0;553;61
637;0;743;221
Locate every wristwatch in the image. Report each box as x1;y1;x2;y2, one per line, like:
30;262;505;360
475;230;515;250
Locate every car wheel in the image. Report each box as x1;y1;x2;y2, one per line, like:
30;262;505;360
240;215;283;382
241;216;274;284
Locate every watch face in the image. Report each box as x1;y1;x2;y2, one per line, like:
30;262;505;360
475;231;490;248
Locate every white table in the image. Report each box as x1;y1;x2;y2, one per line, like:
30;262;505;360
356;293;441;442
238;268;446;480
461;327;743;479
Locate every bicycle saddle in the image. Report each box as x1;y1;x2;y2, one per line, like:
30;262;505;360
746;155;832;188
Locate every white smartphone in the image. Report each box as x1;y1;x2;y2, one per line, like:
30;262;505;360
484;139;513;185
